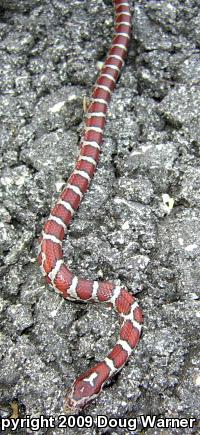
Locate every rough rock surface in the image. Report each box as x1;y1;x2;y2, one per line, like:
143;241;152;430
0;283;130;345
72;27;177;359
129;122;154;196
0;0;199;434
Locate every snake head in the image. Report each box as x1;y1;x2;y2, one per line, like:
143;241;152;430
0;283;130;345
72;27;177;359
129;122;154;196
63;383;94;414
64;363;108;413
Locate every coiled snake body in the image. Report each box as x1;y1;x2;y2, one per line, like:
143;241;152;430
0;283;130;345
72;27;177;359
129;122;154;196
38;0;143;412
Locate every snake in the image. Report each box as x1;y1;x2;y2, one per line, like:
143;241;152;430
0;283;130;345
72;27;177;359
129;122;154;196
38;0;143;412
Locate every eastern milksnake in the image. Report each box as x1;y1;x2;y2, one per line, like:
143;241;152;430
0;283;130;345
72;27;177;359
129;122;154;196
38;0;143;412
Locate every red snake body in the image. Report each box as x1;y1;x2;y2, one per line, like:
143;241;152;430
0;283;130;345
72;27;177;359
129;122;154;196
38;0;143;412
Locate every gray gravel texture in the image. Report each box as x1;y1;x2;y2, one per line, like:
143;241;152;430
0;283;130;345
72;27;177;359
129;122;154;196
0;0;200;434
